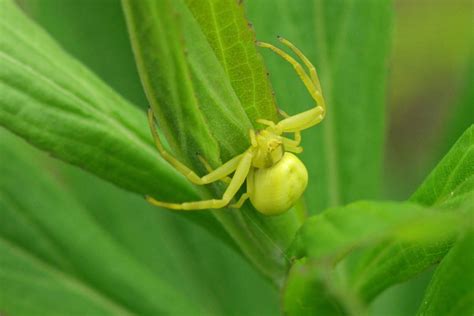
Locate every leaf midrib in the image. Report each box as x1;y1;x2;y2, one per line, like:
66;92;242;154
208;1;230;77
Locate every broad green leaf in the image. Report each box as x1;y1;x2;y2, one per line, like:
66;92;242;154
122;0;277;166
286;125;474;312
0;238;132;316
185;0;277;124
0;130;279;315
247;0;393;213
336;126;473;306
344;210;467;303
284;259;364;316
284;201;470;315
122;0;305;284
0;132;200;315
0;0;233;245
412;125;474;208
289;201;464;261
0;0;189;200
343;126;474;303
416;230;474;316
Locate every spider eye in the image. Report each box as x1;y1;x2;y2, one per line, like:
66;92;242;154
268;139;282;152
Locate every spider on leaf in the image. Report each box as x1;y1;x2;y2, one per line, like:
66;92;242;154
146;37;326;216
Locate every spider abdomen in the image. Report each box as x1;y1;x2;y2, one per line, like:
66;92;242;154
248;152;308;215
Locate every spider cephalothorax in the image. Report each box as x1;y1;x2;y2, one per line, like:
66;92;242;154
146;37;326;216
252;129;284;168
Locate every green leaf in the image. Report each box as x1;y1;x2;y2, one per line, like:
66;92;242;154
0;0;189;200
286;125;474;312
122;0;277;166
343;207;469;303
0;0;233;245
185;0;277;124
284;201;470;315
416;230;474;316
335;126;474;306
0;132;199;315
0;130;279;315
122;0;306;284
289;201;463;261
247;0;393;213
0;238;132;316
412;125;474;208
343;126;474;304
342;126;474;304
284;259;364;316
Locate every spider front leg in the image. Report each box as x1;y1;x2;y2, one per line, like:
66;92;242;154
277;106;325;133
256;110;300;145
257;37;326;133
278;108;301;146
146;151;253;211
277;36;322;93
197;155;231;184
281;138;303;154
256;115;302;152
148;108;242;185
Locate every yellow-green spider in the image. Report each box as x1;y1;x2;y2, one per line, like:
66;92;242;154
146;37;326;216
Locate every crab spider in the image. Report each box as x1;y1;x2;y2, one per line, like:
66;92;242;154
146;37;326;216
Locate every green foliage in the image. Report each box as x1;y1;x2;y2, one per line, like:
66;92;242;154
284;203;469;315
0;0;240;247
284;126;474;314
247;0;393;213
122;0;276;165
0;0;195;202
0;132;197;315
412;125;474;208
0;0;472;314
284;258;363;316
417;230;474;316
0;130;278;315
122;0;302;283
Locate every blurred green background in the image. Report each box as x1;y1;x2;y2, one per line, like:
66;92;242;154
386;0;472;200
9;0;473;315
17;0;472;200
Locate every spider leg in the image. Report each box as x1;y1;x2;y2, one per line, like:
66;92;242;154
257;41;322;107
249;129;258;148
257;41;326;133
278;36;323;95
278;108;301;146
148;108;242;185
228;193;249;209
282;137;303;153
256;110;302;145
256;119;276;127
276;106;325;133
146;151;253;211
197;155;231;184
